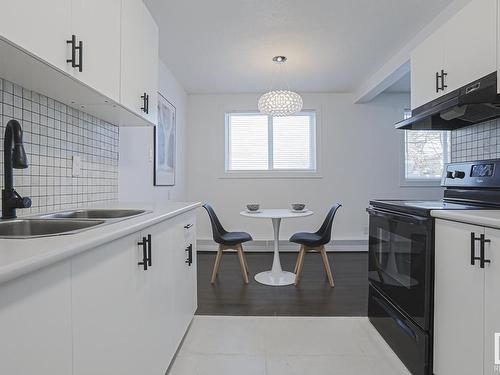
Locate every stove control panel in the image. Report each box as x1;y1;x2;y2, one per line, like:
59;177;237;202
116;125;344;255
443;159;500;188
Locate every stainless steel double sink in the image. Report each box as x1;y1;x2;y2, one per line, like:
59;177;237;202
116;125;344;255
0;209;148;239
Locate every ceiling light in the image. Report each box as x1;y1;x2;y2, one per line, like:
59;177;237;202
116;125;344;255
258;56;303;117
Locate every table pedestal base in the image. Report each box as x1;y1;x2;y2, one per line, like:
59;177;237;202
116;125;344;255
254;271;296;286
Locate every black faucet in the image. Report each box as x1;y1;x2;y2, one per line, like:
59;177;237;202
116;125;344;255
2;120;32;219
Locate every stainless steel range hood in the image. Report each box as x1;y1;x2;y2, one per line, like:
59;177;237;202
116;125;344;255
396;72;500;130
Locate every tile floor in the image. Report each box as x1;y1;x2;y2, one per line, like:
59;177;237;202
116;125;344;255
168;316;411;375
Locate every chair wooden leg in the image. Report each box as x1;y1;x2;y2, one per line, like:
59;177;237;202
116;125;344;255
294;245;303;273
240;244;250;274
294;247;306;286
237;247;249;284
320;246;334;287
210;247;223;284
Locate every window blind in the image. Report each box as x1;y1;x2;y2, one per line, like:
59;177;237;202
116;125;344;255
226;112;316;171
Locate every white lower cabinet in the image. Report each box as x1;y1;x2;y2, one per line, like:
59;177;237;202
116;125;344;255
0;261;73;375
71;212;197;375
484;228;500;375
434;219;500;375
71;232;151;375
0;210;197;374
72;213;197;374
170;213;197;348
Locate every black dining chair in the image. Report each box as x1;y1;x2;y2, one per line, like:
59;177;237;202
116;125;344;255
203;204;252;284
290;203;342;287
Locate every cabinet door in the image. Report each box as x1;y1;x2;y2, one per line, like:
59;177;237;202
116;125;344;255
121;0;158;124
484;228;500;375
170;213;198;348
121;0;146;118
72;232;151;375
141;7;159;125
0;0;72;72
0;261;72;375
434;219;485;375
443;0;497;93
140;222;176;374
410;27;445;109
71;0;121;101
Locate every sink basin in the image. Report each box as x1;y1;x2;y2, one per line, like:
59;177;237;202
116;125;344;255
0;219;105;238
38;209;147;220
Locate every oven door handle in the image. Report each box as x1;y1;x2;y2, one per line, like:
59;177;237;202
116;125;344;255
367;207;428;225
374;296;418;341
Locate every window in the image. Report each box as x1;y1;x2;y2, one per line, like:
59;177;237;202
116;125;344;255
225;111;316;173
404;130;450;181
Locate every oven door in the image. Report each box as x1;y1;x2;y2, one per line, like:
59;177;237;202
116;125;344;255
367;207;433;330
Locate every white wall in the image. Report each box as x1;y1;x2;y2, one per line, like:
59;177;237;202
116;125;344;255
187;92;443;248
119;61;188;202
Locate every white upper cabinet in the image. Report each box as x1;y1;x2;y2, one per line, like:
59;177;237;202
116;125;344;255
121;0;159;124
443;0;497;94
71;0;122;102
411;0;498;110
142;7;159;125
0;0;158;126
411;28;445;109
0;0;72;73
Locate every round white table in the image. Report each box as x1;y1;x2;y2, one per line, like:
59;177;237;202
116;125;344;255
240;209;314;286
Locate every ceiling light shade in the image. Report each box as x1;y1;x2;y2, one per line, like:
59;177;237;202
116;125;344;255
258;89;303;117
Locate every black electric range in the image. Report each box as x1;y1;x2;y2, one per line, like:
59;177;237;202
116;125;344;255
367;159;500;375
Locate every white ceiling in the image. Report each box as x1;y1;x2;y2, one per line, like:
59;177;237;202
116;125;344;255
144;0;454;94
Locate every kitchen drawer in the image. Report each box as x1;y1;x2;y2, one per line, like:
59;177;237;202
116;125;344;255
368;285;429;375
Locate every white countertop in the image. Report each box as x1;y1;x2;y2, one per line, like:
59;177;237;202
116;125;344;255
0;201;201;285
431;209;500;229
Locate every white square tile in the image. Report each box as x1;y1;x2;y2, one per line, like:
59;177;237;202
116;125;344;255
169;353;266;375
179;316;265;355
257;317;367;356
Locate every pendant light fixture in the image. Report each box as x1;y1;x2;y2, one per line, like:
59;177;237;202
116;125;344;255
258;56;303;117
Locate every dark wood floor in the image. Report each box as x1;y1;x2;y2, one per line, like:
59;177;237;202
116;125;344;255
196;251;368;317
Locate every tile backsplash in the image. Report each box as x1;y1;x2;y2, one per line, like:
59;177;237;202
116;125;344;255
0;78;119;216
451;119;500;162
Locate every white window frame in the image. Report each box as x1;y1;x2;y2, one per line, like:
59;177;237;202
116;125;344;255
400;130;450;187
222;110;322;179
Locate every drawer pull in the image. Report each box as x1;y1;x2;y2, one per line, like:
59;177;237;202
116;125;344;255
480;234;491;269
147;234;152;267
138;236;148;271
184;223;193;229
185;244;193;266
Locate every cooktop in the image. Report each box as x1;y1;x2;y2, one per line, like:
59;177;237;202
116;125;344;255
369;200;487;216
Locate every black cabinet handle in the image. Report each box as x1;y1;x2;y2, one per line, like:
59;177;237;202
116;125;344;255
147;234;152;267
141;93;149;114
436;70;448;92
471;232;491;268
471;232;479;265
67;35;83;72
138;236;148;271
480;234;491;269
185;244;193;266
67;35;77;68
76;40;83;72
184;223;193;229
440;69;447;91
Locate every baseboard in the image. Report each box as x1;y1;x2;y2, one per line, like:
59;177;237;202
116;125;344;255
197;239;368;252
